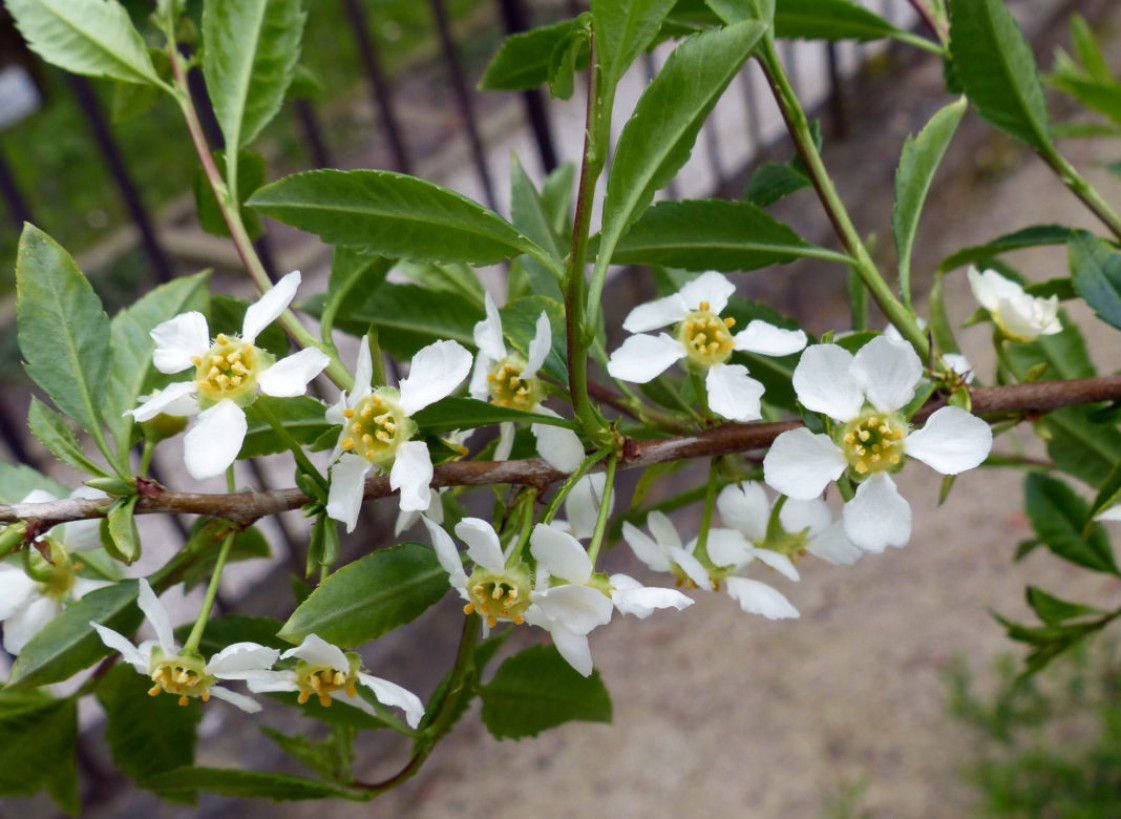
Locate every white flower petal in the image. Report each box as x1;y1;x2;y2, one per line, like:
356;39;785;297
398;340;473;415
1096;505;1121;523
494;421;515;462
998;292;1061;342
281;633;349;670
779;497;832;538
564;473;609;541
609;574;693;619
390;441;433;512
91;622;150;671
706;363;764;422
622;521;672;572
184;400;247;480
240;669;299;693
206;642;281;676
806;521;863;566
792;344;863;422
763;428;847;500
469;352;495;401
706;527;753;568
474;292;507;362
904;406;992;475
258;348;330;397
967;266;1005;312
942;353;975;383
207;684;263;713
732;321;807;357
717;483;770;542
750;548;801;582
0;568;37;620
679;270;736;314
3;597;59;655
724;577;799;619
128;380;199;422
358;672;426;729
669;545;712;589
606;333;685;384
242;270;301;343
326;453;373;533
151;311;210;373
523;311;552;380
647;511;682;550
137;578;178;655
851;335;923;414
454;518;507;575
843;473;912;552
530;525;593;584
622;293;689;333
532;421;585;474
422;515;469;594
532;585;613;635
353;341;374;401
545;620;595;677
62;489;108;552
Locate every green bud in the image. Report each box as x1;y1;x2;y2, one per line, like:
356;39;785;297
138;412;189;444
85;477;137;497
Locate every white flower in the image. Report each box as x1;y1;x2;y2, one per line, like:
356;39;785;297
763;335;993;552
717;482;863;567
325;338;472;531
967;266;1062;342
622;511;798;620
237;634;425;729
551;473;612;541
525;524;691;676
885;320;974;383
90;579;278;712
605;271;807;421
0;488;109;655
1095;506;1121;523
128;271;330;480
470;293;584;472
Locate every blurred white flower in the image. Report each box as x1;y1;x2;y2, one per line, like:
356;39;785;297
968;266;1061;342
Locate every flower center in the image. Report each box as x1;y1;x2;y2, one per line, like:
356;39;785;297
294;655;361;708
677;302;736;367
486;356;544;410
192;334;262;406
463;565;532;628
839;410;907;475
148;651;216;706
339;389;415;466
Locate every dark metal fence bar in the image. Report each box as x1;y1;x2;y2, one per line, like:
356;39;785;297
826;43;848;137
495;0;559;174
66;74;173;283
428;0;498;211
0;138;33;233
342;0;412;173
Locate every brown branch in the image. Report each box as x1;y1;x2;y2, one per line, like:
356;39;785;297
4;376;1120;530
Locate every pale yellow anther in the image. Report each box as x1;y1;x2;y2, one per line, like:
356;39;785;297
487;373;496;382
318;692;332;707
492;585;504;600
190;355;202;366
724;317;735;328
343;408;355;419
514;614;524;625
463;602;476;615
346;682;358;698
699;301;711;311
178;696;189;707
362;433;374;446
858;429;870;441
361;404;374;419
375;430;391;443
216;333;229;344
487;615;498;628
340;437;355;451
201;692;210;703
148;685;162;697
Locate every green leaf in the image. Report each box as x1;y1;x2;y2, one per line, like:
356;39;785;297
744;161;811;207
249;170;548;267
479;17;586;91
279;543;448;646
774;0;900;42
1042;406;1121;488
480;644;612;739
948;0;1052;151
106;495;142;564
412;396;577;434
1088;460;1121;524
607;199;847;270
203;0;305;152
97;665;201;785
418;631;507;740
938;224;1075;272
1025;586;1104;625
6;0;162;86
592;20;766;321
893;97;967;305
1068;230;1121;331
509;155;565;303
0;462;69;504
27;396;111;477
195;149;267;240
17;225;112;441
1006;310;1094;382
241;397;332;459
7;580;142;689
0;690;79;815
105;271;210;460
321;249;393;346
266;691;388;731
707;0;772;25
1024;473;1118;575
500;295;569;385
593;0;678;87
142;767;369;801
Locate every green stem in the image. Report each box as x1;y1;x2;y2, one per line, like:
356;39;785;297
1040;147;1121;242
181;529;236;654
693;459;721;564
586;454;617;566
140;439;156;477
757;36;928;360
541;447;613;525
507;489;538;565
254;400;329;493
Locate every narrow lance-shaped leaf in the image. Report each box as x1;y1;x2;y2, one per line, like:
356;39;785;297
590;20;767;326
1024;473;1119;576
593;0;678;87
479;16;585;92
775;0;903;42
17;225;113;451
6;0;163;86
938;225;1075;273
1068;230;1121;332
893;97;967;307
27;396;112;478
320;249;393;348
249;169;554;268
948;0;1052;151
143;768;369;802
412;396;578;434
203;0;305;186
707;0;773;26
